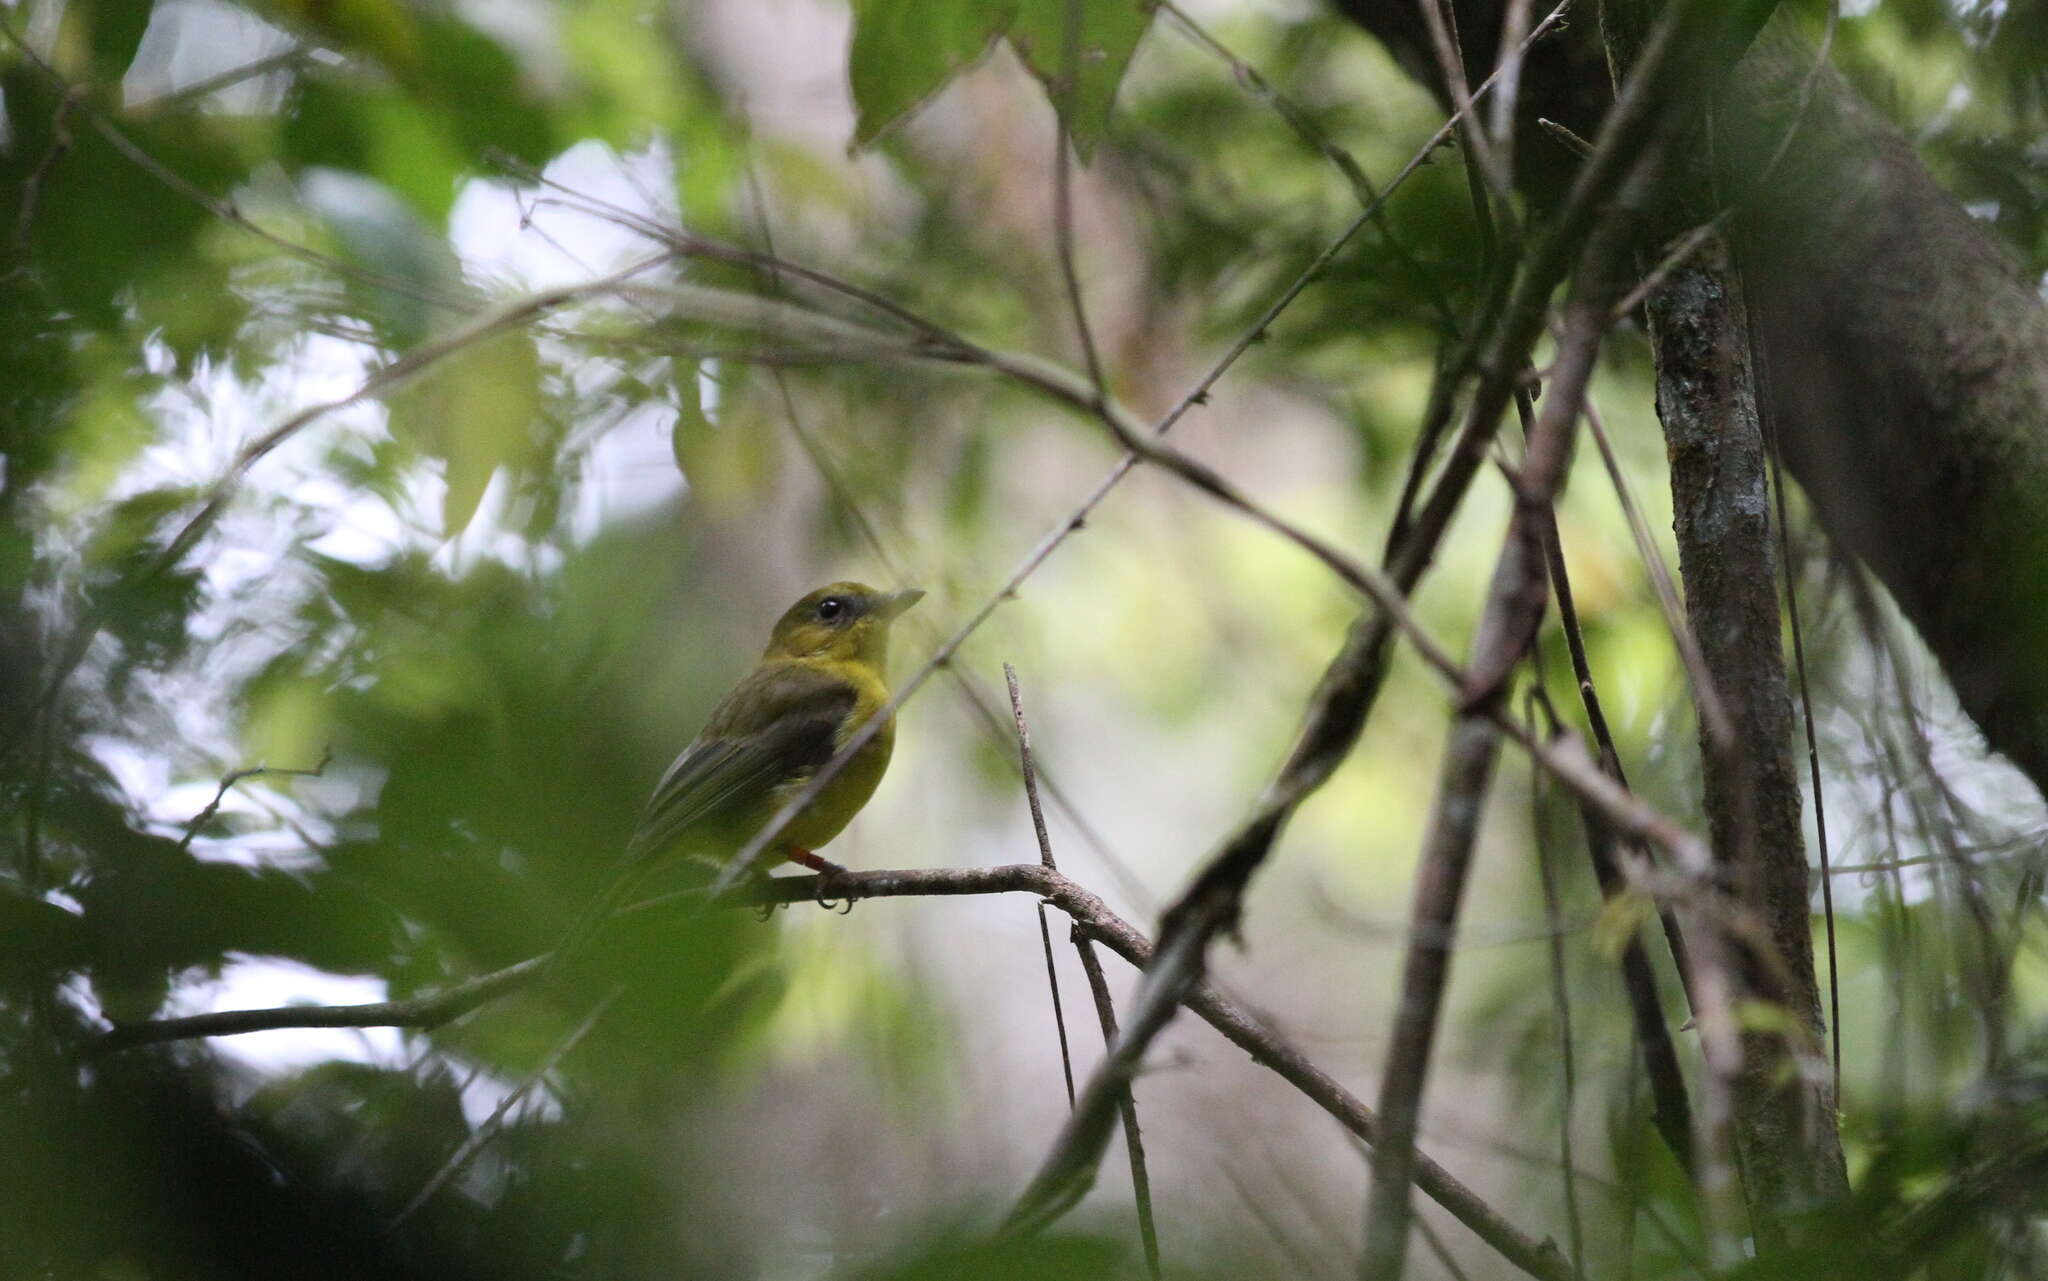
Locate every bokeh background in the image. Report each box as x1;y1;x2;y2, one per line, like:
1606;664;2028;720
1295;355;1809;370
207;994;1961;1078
4;0;2047;1277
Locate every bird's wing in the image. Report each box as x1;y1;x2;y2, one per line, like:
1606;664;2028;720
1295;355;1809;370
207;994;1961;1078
625;663;858;862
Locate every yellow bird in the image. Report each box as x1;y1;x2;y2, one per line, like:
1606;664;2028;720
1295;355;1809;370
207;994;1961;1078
557;582;920;955
627;580;923;879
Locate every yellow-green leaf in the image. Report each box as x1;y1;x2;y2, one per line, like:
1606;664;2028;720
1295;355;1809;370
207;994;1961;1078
386;329;544;536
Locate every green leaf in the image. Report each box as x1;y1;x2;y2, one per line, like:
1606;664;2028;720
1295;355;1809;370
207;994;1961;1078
847;0;1014;149
1006;0;1153;156
386;328;544;535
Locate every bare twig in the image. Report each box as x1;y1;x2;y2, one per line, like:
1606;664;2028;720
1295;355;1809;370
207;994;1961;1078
1581;398;1732;748
1762;396;1842;1105
89;956;549;1054
1527;397;1698;1173
1415;0;1514;212
1071;932;1162;1280
1529;694;1586;1280
1007;664;1159;1278
1362;716;1506;1279
1533;600;1699;1177
175;749;333;855
125;45;310;119
1537;117;1594;158
1036;884;1080;1110
1490;0;1539;180
1009;665;1081;1110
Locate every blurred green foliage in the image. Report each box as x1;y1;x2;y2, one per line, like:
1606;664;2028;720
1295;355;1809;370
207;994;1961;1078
1;0;2046;1277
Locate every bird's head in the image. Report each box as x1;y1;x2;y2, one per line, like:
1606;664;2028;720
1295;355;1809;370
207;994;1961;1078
763;581;924;667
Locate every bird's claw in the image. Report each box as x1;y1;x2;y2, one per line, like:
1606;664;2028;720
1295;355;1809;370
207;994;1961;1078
814;871;857;914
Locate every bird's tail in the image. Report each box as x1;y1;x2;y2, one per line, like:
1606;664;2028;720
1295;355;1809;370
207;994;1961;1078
544;843;724;978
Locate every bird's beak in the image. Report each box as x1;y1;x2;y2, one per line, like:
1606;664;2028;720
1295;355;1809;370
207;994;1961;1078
875;588;925;620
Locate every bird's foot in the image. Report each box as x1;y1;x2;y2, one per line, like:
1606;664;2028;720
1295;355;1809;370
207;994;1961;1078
783;848;857;914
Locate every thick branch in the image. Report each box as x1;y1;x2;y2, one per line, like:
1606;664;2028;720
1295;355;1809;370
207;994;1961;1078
1649;235;1846;1220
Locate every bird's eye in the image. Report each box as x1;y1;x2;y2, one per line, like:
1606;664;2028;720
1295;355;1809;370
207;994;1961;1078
816;597;846;622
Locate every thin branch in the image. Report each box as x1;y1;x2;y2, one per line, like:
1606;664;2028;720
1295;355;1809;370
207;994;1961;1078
1528;400;1697;1174
125;45;310;119
1071;931;1162;1281
1529;695;1585;1280
1581;397;1733;749
1007;664;1159;1278
1762;397;1842;1106
1361;716;1505;1279
1036;888;1080;1110
1009;665;1080;1111
88;956;549;1055
1415;0;1515;214
1489;0;1539;182
175;749;333;855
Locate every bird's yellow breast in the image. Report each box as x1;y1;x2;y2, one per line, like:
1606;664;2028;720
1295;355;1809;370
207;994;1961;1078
766;660;895;853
